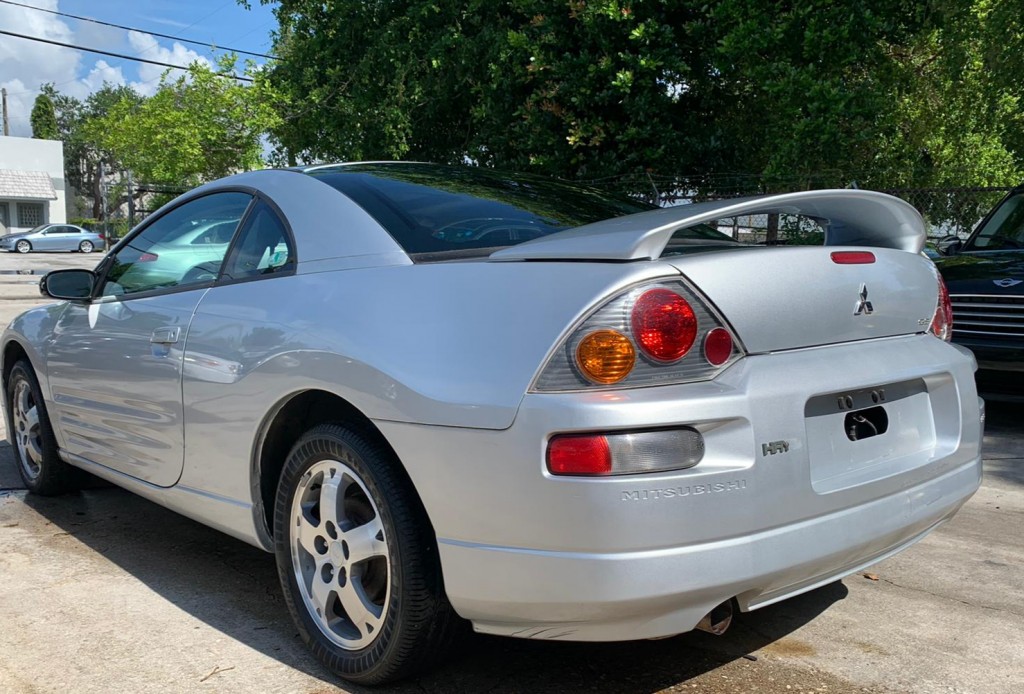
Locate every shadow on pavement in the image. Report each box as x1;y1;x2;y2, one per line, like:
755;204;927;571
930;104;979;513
22;485;846;693
981;401;1024;487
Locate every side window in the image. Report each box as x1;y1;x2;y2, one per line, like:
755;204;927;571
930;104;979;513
101;192;252;298
221;201;294;281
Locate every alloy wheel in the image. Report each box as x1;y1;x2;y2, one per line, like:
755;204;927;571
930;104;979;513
16;240;30;253
11;379;43;481
290;459;391;651
79;240;93;253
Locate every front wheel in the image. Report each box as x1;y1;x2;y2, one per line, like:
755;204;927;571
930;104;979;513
79;240;94;253
274;423;462;685
15;240;31;254
5;360;81;495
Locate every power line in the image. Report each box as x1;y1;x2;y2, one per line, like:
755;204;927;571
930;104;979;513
0;0;277;60
0;29;254;82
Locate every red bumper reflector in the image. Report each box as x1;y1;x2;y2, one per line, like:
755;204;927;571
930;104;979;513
830;251;875;264
703;328;733;366
547;435;612;476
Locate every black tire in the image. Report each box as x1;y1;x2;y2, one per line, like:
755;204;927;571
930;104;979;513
79;240;94;253
5;360;81;495
15;240;31;254
273;423;463;685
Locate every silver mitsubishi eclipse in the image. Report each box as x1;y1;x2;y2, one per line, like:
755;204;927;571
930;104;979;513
1;163;982;685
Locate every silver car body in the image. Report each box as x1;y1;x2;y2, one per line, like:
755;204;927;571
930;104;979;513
1;167;983;642
0;224;106;252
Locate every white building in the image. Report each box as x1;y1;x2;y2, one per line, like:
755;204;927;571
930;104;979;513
0;136;67;234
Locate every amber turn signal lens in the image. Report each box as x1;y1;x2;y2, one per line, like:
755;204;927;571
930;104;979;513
576;330;636;384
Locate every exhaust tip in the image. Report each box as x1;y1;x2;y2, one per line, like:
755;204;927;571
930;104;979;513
694;600;733;636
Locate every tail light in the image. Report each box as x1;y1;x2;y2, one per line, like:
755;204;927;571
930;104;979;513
533;280;742;391
139;252;159;262
930;274;953;341
547;428;704;476
631;289;697;362
575;330;635;384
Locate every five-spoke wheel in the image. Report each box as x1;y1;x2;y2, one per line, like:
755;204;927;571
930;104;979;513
291;459;390;650
4;360;80;495
274;423;462;684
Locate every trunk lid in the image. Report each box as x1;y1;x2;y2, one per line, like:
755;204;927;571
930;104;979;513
666;246;940;353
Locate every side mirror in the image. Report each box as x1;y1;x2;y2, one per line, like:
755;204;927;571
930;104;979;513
937;235;963;256
40;269;95;300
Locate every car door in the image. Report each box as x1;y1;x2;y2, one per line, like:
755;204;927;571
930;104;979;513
44;191;254;486
48;226;79;251
34;226;62;251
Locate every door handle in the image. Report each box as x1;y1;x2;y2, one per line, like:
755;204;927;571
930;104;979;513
150;327;181;345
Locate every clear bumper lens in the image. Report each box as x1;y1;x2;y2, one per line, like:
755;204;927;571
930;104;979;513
605;428;704;474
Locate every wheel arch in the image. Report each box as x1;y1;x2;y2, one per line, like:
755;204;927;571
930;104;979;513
251;388;435;549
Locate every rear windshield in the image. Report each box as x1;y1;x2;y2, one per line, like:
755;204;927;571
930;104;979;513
305;164;655;259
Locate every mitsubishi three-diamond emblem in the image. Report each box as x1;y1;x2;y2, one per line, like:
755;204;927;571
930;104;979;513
854;284;873;316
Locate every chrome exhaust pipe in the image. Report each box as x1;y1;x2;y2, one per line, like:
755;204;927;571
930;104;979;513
694;601;733;635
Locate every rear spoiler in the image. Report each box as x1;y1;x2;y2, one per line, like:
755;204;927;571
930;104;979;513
490;189;925;261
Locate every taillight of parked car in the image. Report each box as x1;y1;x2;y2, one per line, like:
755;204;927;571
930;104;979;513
533;280;743;391
930;274;953;341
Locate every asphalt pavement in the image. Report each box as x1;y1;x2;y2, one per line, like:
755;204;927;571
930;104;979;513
0;250;1021;693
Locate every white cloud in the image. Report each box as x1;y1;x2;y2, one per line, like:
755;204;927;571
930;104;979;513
0;3;214;134
127;30;210;96
0;0;80;135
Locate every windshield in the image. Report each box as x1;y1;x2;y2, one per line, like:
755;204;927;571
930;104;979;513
968;192;1024;250
306;163;657;258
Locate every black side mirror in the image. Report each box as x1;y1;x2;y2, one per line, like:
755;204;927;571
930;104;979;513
40;269;95;300
937;235;963;256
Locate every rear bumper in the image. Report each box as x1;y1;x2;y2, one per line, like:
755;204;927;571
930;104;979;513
438;457;979;640
377;334;983;641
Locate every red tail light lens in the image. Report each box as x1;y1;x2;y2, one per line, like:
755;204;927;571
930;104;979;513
930;274;953;341
830;251;876;264
547;435;611;476
704;327;733;366
631;289;697;362
139;252;159;262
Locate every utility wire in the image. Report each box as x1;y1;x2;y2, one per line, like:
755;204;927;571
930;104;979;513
0;0;278;60
0;29;254;82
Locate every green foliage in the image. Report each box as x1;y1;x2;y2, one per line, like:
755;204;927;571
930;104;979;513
262;0;1024;193
29;94;59;140
86;57;282;187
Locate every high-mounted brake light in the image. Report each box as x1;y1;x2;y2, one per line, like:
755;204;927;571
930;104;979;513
831;251;876;264
930;274;953;341
631;289;697;362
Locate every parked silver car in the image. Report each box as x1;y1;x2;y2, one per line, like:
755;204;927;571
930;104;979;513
0;223;106;253
1;164;983;685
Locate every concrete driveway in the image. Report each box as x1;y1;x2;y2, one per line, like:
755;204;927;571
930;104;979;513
0;252;1021;693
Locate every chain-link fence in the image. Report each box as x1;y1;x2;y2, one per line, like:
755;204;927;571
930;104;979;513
585;173;1013;246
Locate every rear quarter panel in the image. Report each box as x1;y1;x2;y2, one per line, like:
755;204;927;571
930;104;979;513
177;261;676;503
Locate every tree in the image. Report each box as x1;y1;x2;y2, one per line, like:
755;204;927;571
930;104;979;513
88;58;282;187
41;83;143;219
30;93;59;140
261;1;1024;194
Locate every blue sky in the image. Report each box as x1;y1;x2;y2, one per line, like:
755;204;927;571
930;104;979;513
0;0;279;136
